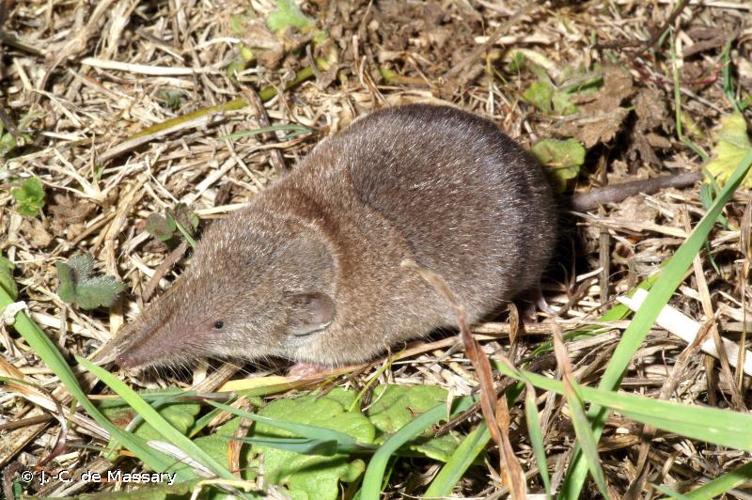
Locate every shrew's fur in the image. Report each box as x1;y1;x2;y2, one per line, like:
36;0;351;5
110;104;557;369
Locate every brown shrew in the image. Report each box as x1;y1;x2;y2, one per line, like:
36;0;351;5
103;103;698;371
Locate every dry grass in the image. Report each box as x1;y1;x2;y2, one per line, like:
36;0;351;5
1;0;752;497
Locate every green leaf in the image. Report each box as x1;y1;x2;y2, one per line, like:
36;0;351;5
0;256;18;300
410;432;460;462
684;461;752;498
205;389;375;500
531;138;586;191
266;0;314;33
367;384;447;434
552;90;577;115
156;88;184;112
11;177;45;217
366;384;460;459
169;203;199;235
145;204;199;246
522;80;554;114
223;123;312;141
565;381;609;496
74;275;126;309
524;384;551;498
207;399;370;453
99;397;201;443
253;389;373;500
0;131;17;157
67;253;96;278
655;484;693;499
507;51;526;73
145;213;177;242
704;112;752;188
56;254;125;310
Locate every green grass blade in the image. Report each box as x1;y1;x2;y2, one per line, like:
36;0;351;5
77;357;235;480
561;150;752;498
491;363;752;450
654;484;693;499
206;400;368;452
563;381;608;496
423;424;491;498
524;384;551;498
684;461;752;499
361;397;473;500
222;123;312;141
0;284;191;479
424;384;526;497
233;436;340;455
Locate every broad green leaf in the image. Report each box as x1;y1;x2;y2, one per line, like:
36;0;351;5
704;112;752;187
11;177;45;217
145;213;177;242
410;432;461;462
552;90;577;115
266;0;314;33
207;400;368;453
56;254;125;310
99;398;201;443
367;384;447;434
531;138;585;191
366;384;460;458
67;253;96;278
522;80;554;114
73;275;126;309
522;79;578;116
0;131;17;157
204;389;374;500
252;389;373;500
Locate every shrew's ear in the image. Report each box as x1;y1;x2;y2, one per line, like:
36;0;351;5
287;291;335;336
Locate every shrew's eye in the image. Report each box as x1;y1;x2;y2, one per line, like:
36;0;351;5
213;320;224;330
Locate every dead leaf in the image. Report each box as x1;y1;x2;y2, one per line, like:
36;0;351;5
558;107;629;148
632;131;661;166
554;66;633;147
20;219;53;248
244;20;285;69
593;65;634;111
645;132;671;149
48;194;96;225
634;88;668;131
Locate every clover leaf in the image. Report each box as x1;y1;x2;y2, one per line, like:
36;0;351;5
56;254;125;310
